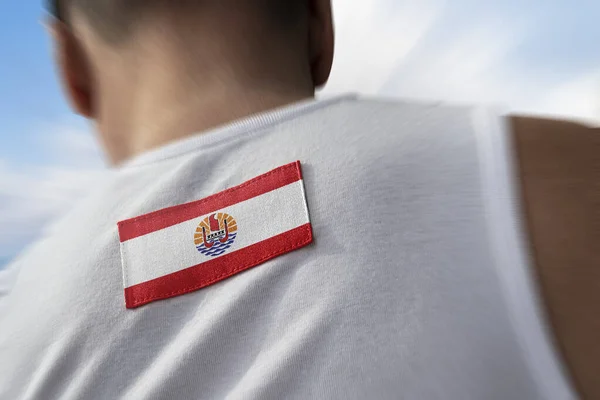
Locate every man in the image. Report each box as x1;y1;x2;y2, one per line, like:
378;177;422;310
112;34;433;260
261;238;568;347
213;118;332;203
0;0;597;399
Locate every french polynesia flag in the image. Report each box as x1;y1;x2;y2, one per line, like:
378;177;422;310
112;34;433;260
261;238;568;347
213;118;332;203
118;161;313;309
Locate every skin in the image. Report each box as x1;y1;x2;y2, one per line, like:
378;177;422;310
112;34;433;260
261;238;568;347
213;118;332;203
49;1;598;398
510;116;599;400
50;0;334;164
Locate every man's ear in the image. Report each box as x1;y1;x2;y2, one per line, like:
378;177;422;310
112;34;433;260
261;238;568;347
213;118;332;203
308;0;334;88
46;19;94;118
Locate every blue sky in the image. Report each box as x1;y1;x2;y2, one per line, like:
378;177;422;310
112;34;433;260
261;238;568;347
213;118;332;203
0;1;105;269
0;2;75;164
1;0;600;269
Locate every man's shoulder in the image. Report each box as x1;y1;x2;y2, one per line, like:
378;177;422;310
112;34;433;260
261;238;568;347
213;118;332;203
337;95;475;119
510;114;599;147
311;95;479;150
509;114;599;399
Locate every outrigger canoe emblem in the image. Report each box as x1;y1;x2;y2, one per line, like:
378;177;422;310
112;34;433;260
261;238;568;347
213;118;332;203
194;213;238;257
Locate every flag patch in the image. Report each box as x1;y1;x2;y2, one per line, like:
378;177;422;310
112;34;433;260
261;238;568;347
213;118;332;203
118;161;313;309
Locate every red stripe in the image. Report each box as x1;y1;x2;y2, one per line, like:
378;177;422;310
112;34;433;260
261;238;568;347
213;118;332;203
124;223;313;309
118;161;303;242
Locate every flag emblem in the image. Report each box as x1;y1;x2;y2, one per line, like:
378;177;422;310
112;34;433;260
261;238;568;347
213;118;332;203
195;213;238;257
118;161;313;309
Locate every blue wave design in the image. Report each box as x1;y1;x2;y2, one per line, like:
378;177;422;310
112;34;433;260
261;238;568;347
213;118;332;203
197;233;237;257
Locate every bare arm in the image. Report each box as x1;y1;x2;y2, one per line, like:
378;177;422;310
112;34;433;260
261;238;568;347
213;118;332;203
511;116;600;399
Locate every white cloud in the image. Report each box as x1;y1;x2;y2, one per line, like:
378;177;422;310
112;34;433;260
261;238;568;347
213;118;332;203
324;0;600;122
383;21;526;103
324;0;445;95
0;124;107;260
525;71;600;123
34;120;106;167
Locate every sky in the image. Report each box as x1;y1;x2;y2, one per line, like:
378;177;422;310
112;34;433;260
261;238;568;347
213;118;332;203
1;0;600;269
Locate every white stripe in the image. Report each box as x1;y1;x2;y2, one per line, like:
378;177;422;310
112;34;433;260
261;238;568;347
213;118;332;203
122;180;309;288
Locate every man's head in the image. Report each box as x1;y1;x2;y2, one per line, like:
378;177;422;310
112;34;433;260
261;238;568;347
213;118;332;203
47;0;334;162
50;0;322;44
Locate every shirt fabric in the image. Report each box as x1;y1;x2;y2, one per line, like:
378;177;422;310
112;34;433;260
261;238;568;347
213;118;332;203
0;95;576;399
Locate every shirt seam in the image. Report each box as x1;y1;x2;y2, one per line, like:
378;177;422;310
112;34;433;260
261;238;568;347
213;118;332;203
117;95;357;170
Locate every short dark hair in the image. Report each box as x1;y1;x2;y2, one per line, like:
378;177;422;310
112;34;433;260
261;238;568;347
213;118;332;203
49;0;145;42
48;0;64;21
48;0;308;44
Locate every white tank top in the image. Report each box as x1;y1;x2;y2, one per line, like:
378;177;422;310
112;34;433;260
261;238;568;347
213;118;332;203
0;95;576;399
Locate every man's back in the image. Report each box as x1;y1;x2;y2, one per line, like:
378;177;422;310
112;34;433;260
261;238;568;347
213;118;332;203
0;96;575;399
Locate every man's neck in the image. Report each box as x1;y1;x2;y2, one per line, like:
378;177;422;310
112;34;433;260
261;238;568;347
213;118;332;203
91;21;315;165
101;83;314;165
